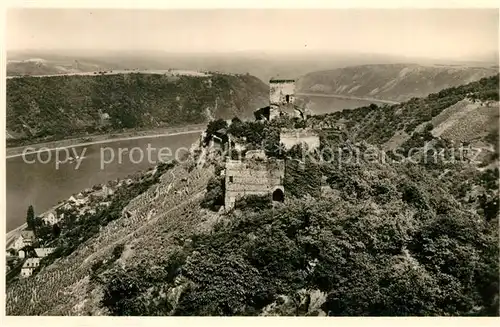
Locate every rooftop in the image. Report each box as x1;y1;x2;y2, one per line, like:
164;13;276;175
20;230;35;239
34;248;56;257
22;257;41;268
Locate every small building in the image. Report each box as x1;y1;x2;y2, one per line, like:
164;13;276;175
207;128;230;150
224;155;285;209
99;111;111;126
18;249;26;259
42;210;60;226
68;194;87;206
102;185;114;196
11;230;36;250
34;247;56;258
99;201;112;208
254;106;271;121
280;128;320;151
21;257;41;278
92;184;114;199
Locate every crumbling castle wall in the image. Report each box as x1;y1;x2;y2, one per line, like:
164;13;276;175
270;79;295;105
280;128;320;150
224;157;285;209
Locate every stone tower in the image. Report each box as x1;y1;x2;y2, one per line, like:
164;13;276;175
269;79;295;120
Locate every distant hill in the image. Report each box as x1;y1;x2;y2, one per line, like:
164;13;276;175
6;72;268;145
7;58;106;76
9;50;497;83
296;64;498;102
7;50;412;81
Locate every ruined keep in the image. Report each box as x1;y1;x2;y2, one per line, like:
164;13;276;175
280;128;320;151
269;79;296;120
224;154;285;209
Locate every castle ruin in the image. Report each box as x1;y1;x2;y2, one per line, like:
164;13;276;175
224;151;285;209
254;78;307;121
280;128;320;151
269;79;296;120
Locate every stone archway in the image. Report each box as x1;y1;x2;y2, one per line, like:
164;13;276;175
272;188;284;202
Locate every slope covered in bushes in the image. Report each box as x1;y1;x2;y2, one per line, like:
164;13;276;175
170;164;498;316
86;153;498;316
6;72;268;145
87;110;498;316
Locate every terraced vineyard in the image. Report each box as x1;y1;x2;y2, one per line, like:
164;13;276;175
6;159;216;315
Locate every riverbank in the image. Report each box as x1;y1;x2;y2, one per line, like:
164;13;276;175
296;92;400;105
6;124;206;158
6;198;73;247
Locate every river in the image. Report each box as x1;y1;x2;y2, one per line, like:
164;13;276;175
301;94;388;115
6;132;201;232
5;96;380;232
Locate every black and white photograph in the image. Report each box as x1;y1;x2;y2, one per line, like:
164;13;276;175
2;1;499;319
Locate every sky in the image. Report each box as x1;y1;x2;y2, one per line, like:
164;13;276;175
6;8;499;61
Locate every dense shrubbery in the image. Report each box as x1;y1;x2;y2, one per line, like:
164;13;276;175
283;154;322;199
158;162;498;316
204;119;229;145
200;175;225;211
234;194;273;212
90;145;499;316
228;120;267;146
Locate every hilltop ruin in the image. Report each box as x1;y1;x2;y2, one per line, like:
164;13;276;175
255;79;307;121
224;150;285;209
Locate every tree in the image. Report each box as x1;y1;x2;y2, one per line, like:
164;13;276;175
200;176;225;211
204;119;228;145
26;205;35;231
52;224;61;238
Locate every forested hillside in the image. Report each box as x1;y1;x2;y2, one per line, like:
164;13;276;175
297;64;497;102
6;74;499;317
6;72;268;145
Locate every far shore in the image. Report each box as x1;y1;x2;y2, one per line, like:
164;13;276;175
6;124;206;159
296;92;400;105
